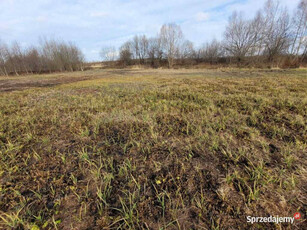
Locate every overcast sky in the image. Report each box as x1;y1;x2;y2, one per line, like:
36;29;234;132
0;0;300;61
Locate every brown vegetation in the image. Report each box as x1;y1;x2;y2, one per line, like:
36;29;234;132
0;39;84;76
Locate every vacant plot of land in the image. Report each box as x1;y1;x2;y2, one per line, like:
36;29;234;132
0;69;306;229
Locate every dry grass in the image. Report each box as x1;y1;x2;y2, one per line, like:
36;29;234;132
0;68;306;229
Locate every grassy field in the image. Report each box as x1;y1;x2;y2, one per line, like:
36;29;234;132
0;68;306;229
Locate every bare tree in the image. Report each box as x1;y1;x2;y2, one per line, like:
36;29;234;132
159;23;183;68
131;35;149;64
0;41;9;76
290;0;307;61
24;46;42;74
261;0;291;63
139;35;149;64
40;38;58;72
179;40;195;59
100;46;117;62
119;41;133;65
201;39;224;64
5;44;20;75
302;37;307;59
39;39;84;73
11;42;30;74
132;35;140;61
224;12;259;63
147;37;163;67
131;35;148;64
251;11;266;57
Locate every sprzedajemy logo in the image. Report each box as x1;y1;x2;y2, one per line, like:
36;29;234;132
247;213;302;224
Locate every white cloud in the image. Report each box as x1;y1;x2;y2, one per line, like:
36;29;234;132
195;12;210;22
90;49;100;54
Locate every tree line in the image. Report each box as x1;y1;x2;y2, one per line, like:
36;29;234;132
101;0;307;68
0;0;306;76
0;39;84;76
